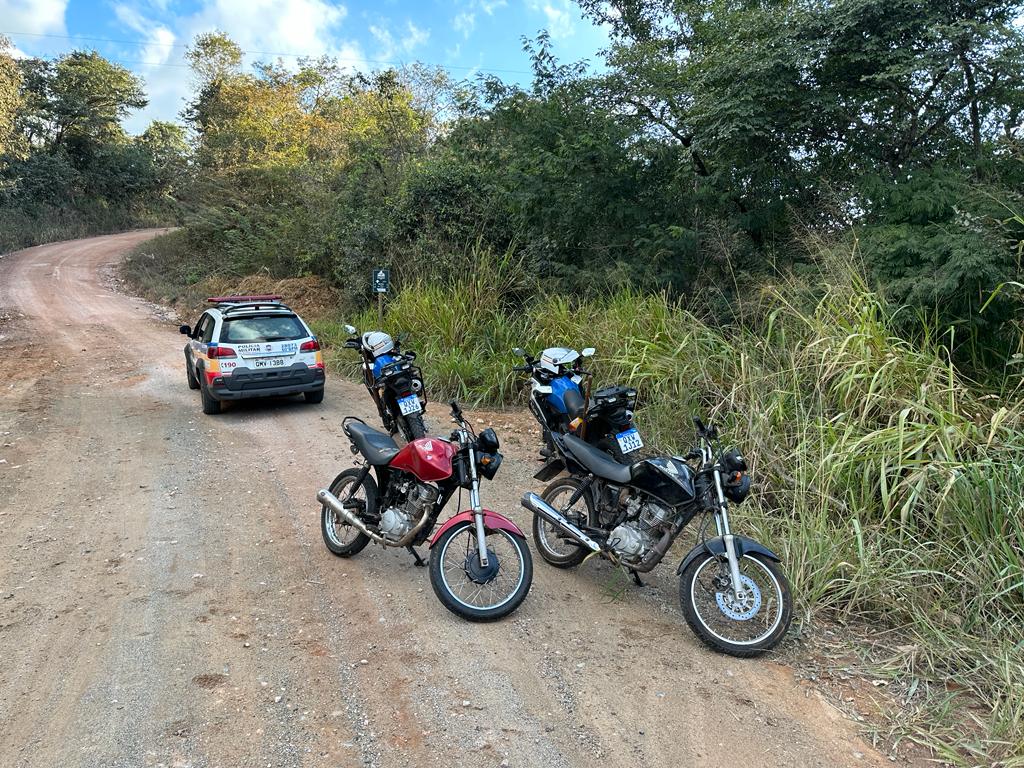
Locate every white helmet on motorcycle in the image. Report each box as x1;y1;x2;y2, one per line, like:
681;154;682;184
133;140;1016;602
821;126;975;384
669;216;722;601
539;347;580;374
362;331;395;357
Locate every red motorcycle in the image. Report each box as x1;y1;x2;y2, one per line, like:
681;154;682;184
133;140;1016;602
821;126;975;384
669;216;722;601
318;400;533;621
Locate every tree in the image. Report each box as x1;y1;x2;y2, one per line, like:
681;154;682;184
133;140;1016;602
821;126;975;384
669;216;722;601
18;51;146;151
0;35;24;159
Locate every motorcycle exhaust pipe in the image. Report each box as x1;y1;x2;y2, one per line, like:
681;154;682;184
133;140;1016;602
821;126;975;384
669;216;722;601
318;488;387;545
520;492;602;553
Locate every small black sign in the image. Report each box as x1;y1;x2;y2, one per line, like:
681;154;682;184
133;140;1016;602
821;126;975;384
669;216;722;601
372;268;390;294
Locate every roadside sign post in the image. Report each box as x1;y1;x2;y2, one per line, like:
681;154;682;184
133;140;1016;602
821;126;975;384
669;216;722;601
372;268;390;325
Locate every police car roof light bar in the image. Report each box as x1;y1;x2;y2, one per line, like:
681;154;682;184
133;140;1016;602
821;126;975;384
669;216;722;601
206;294;283;304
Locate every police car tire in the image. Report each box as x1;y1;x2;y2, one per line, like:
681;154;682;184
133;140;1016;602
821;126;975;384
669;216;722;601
200;378;222;415
304;388;325;404
185;353;200;390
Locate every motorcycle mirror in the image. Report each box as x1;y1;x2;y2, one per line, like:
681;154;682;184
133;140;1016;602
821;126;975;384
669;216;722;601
512;347;525;357
344;324;357;335
581;347;596;357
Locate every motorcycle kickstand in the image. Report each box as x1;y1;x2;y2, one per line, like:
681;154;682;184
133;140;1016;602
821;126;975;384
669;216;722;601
407;546;426;567
629;569;644;587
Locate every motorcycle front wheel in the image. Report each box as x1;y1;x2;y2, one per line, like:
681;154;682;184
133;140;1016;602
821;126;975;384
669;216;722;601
429;520;533;621
679;552;792;657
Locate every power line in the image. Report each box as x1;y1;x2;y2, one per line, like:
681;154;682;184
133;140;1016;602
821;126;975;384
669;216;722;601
2;30;535;76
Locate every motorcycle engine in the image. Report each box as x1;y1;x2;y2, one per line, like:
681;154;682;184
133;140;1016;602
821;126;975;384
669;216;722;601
380;480;439;540
608;497;676;563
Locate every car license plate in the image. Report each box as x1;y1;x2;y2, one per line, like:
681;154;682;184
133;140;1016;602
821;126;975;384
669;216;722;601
397;394;422;415
616;428;643;454
253;357;286;369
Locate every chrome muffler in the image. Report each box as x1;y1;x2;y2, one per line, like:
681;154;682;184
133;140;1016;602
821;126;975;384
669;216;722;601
317;488;431;547
520;492;602;553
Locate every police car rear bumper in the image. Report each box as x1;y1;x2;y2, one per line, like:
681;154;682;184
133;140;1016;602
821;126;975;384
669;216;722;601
209;364;325;400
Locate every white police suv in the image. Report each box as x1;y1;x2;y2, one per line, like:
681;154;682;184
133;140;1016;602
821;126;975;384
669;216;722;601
180;295;326;414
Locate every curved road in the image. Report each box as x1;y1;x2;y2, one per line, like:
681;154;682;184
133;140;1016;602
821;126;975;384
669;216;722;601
0;232;890;767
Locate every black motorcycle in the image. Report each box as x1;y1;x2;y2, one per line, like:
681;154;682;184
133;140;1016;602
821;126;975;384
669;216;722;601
512;346;642;462
521;417;793;657
342;324;427;441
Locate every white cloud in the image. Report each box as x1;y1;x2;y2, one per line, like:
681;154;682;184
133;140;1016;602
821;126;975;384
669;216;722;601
541;2;574;39
401;20;429;53
0;0;67;36
453;11;475;39
370;18;429;61
185;0;349;57
479;0;506;14
114;3;175;66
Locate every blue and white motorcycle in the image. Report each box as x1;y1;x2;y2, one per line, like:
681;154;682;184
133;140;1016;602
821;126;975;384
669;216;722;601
512;346;643;471
343;325;428;441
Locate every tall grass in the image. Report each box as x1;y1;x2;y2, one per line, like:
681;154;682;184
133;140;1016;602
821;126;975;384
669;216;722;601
316;253;1024;764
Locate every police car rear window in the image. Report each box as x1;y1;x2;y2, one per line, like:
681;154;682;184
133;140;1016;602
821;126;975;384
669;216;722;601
221;315;306;343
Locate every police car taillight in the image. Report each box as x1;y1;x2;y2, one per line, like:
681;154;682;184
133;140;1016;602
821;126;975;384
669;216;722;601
208;346;236;358
300;340;320;352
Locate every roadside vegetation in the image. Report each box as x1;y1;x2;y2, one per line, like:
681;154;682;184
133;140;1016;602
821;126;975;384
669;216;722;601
6;0;1024;762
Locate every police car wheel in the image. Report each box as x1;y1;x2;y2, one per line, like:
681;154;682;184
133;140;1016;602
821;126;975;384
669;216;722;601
200;378;222;415
304;388;325;404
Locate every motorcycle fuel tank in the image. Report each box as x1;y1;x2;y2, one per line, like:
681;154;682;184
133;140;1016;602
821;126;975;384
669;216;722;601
390;437;457;482
630;456;696;506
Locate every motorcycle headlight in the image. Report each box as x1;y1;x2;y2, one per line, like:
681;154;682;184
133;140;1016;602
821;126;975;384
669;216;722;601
477;451;502;480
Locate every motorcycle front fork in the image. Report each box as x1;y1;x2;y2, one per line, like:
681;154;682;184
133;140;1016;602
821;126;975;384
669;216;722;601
710;461;746;601
466;445;490;567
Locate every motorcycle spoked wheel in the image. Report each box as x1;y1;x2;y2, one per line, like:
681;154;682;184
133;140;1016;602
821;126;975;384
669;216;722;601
679;552;793;657
320;469;376;557
429;520;533;622
533;477;593;568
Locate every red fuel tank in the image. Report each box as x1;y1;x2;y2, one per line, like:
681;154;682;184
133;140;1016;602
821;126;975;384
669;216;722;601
389;437;456;482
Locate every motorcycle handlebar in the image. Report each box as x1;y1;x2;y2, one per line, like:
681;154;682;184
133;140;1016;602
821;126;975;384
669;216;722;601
512;364;532;372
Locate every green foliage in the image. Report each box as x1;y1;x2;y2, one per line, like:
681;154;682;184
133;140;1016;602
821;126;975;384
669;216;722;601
0;48;180;251
0;36;23;159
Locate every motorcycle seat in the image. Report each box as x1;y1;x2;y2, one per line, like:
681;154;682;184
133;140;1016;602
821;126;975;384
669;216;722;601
345;421;400;465
560;433;633;484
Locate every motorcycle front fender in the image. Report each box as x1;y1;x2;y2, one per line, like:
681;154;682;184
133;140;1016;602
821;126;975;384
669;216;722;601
675;535;781;575
428;509;527;547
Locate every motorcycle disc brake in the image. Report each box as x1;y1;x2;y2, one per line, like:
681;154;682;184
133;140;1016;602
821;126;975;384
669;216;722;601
715;574;762;621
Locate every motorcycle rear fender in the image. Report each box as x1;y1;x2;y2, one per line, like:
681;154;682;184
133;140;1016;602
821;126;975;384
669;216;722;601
533;457;566;481
675;535;781;575
428;509;527;547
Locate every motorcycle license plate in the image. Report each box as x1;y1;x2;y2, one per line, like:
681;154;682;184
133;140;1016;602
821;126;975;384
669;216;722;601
615;428;643;454
397;394;422;415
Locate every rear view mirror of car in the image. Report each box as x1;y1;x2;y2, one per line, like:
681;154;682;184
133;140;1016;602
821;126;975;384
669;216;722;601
179;324;192;336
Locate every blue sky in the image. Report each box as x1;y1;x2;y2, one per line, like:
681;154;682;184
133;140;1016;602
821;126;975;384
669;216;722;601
1;0;610;132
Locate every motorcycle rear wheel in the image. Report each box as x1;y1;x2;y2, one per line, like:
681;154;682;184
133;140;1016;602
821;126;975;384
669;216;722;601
400;412;427;441
321;469;375;557
533;477;593;568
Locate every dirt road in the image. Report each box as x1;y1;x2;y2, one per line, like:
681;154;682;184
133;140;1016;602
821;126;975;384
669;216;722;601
0;232;892;768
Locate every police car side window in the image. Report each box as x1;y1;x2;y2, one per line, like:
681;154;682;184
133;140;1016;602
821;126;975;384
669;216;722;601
201;316;215;343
